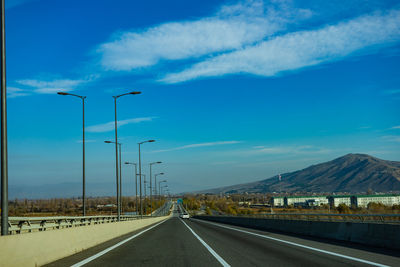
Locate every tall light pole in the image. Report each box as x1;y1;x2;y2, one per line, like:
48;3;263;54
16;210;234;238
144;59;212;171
161;185;168;198
105;141;122;217
1;0;8;236
113;91;141;221
141;174;147;214
138;140;155;218
57;92;86;216
125;162;137;215
159;180;167;201
154;172;164;202
149;161;161;216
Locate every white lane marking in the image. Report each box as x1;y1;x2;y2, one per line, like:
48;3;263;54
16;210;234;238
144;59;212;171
194;219;389;267
71;219;169;267
180;219;231;267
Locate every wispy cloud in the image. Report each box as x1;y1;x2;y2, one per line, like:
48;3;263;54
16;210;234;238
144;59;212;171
153;141;241;153
86;117;156;133
381;135;400;142
390;126;400;129
7;87;30;98
15;75;98;95
97;0;311;71
247;145;331;155
161;9;400;83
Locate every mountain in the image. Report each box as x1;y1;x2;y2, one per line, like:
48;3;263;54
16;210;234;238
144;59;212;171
198;154;400;194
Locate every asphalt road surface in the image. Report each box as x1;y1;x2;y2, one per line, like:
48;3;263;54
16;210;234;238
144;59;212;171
47;208;400;267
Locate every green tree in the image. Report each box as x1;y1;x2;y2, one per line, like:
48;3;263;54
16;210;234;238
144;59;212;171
337;203;350;214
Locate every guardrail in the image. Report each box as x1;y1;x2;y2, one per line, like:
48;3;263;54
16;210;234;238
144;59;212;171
196;213;400;224
2;201;174;235
4;215;139;235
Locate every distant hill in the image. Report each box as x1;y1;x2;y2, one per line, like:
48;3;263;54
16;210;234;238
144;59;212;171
197;154;400;194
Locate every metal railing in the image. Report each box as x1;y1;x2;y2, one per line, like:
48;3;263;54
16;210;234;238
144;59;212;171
4;215;138;235
197;213;400;224
2;202;174;235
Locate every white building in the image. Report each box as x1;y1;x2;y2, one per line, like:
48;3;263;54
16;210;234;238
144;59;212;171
352;194;400;208
328;196;352;207
271;197;285;207
285;196;329;207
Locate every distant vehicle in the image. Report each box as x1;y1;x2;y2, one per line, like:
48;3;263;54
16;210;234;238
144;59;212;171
180;213;190;219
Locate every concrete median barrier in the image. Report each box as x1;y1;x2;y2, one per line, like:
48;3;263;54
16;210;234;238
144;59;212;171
0;215;170;267
194;215;400;250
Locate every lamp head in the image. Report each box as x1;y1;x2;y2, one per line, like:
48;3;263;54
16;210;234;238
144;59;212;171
57;92;69;95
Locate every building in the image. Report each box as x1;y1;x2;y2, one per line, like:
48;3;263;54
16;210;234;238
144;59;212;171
351;194;400;208
285;196;329;207
271;197;285;207
271;194;400;208
327;196;352;207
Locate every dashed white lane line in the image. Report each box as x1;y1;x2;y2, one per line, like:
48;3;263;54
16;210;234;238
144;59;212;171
194;219;389;267
180;219;231;267
71;219;169;267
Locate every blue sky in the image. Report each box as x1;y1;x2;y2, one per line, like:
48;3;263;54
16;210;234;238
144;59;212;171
5;0;400;197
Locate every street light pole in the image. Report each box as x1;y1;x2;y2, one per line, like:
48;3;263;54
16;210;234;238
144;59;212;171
143;174;147;214
1;0;8;236
159;180;167;201
149;162;161;216
113;97;119;220
125;162;138;215
137;173;146;215
57;92;86;216
105;140;123;218
138;140;155;218
118;143;122;215
112;91;141;221
154;172;164;207
161;185;168;198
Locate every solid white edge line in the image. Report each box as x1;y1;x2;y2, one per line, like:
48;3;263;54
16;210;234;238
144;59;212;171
180;219;231;267
193;219;389;267
71;219;169;267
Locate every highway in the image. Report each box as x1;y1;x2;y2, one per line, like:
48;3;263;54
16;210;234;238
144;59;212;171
47;205;400;267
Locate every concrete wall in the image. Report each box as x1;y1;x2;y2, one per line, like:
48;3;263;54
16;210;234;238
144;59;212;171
195;216;400;250
0;216;170;267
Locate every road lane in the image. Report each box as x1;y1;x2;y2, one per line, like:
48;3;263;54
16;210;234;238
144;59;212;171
186;218;399;267
48;217;223;267
47;210;399;267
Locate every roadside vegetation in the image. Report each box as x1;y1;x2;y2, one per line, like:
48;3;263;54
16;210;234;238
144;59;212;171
6;197;166;216
181;194;400;216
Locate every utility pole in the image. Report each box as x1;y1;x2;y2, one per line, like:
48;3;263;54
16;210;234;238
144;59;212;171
1;0;9;236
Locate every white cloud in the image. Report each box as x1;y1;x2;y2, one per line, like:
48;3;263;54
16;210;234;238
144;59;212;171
98;0;311;71
86;117;156;133
382;135;400;142
7;87;30;98
153;141;241;153
161;9;400;83
16;78;88;94
247;145;331;155
391;126;400;129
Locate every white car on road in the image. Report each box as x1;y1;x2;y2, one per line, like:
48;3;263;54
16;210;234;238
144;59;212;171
180;213;190;219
